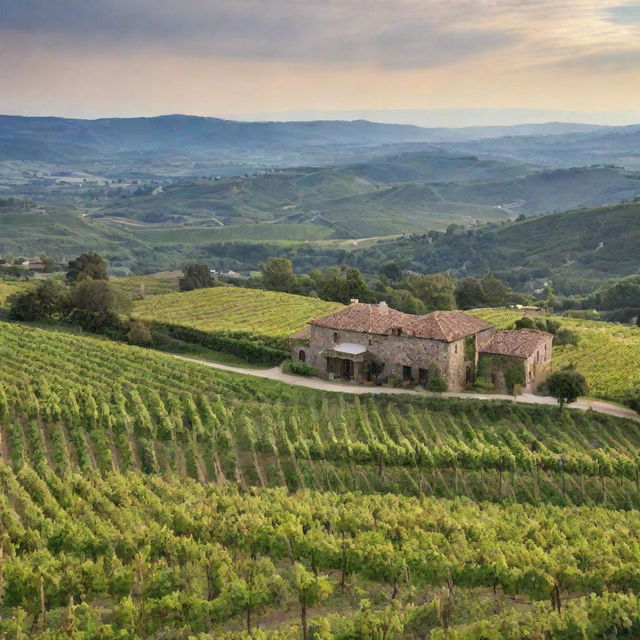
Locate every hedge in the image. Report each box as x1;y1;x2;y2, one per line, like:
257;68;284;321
151;322;289;366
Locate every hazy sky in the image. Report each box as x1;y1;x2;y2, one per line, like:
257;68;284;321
1;0;639;125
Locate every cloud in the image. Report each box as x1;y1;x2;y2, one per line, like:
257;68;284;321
0;0;515;69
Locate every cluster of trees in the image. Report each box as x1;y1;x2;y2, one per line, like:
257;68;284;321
257;257;527;312
8;252;132;333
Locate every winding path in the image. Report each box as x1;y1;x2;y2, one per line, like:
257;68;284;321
173;355;639;421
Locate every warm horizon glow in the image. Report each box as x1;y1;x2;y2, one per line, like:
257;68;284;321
1;0;639;126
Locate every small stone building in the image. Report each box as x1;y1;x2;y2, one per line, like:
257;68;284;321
478;329;553;392
290;301;495;392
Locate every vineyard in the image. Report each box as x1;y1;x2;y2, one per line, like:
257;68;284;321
472;308;640;403
3;320;640;637
132;286;342;339
110;273;180;299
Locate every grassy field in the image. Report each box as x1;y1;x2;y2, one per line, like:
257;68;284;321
132;285;343;338
472;308;640;403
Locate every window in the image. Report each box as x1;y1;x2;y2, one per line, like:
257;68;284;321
298;350;306;363
368;338;372;346
333;332;338;343
455;344;458;354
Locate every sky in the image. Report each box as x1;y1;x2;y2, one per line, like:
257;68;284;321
1;0;639;126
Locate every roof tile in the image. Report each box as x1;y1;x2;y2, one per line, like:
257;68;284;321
310;303;492;342
479;329;553;358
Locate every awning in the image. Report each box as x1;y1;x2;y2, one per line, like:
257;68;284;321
324;342;367;358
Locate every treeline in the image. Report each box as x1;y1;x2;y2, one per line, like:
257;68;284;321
5;253;288;365
253;257;532;312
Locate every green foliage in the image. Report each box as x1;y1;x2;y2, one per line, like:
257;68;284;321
69;279;131;332
8;281;69;322
554;327;579;346
282;359;318;377
310;266;371;305
261;257;296;293
127;319;153;346
66;251;108;283
426;371;448;392
403;273;456;311
152;322;289;365
179;263;215;291
548;366;588;408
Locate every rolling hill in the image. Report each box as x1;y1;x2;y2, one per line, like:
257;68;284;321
132;285;342;339
95;153;640;238
357;201;640;294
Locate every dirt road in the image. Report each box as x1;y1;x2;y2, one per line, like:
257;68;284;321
172;355;639;421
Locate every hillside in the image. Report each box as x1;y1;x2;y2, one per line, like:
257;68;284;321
358;201;640;294
447;124;640;169
95;154;640;238
3;320;640;636
132;285;343;338
471;308;640;403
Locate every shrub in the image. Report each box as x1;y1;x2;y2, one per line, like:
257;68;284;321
8;280;69;321
127;320;153;346
426;372;448;392
554;327;579;346
282;359;317;377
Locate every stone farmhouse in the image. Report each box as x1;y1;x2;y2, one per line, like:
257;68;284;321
290;301;553;393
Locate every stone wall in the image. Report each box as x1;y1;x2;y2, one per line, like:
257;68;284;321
304;325;478;391
523;334;553;391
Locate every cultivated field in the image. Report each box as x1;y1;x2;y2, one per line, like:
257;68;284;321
3;320;640;636
132;285;343;338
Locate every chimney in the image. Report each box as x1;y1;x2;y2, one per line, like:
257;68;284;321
349;298;359;305
378;301;388;314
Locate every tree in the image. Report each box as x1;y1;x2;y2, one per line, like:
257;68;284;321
403;274;456;311
38;253;57;273
179;263;214;291
600;277;640;310
69;280;131;331
8;280;69;321
66;252;108;283
261;257;295;292
547;366;588;408
481;272;512;307
455;277;487;309
311;266;370;304
380;261;403;282
290;563;332;640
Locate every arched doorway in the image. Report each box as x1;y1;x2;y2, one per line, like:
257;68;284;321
298;350;306;363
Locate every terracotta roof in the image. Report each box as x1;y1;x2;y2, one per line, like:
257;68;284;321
309;303;493;343
479;329;553;358
410;311;493;342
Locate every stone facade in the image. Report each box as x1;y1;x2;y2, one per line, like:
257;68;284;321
291;303;497;392
478;329;553;393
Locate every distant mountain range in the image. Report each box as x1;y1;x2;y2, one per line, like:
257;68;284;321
1;114;640;176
